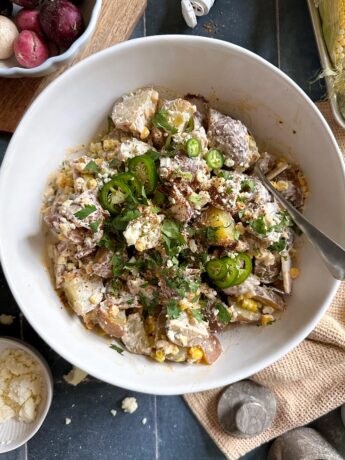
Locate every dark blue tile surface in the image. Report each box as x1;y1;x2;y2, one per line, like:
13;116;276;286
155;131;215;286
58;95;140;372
0;1;341;459
145;0;278;64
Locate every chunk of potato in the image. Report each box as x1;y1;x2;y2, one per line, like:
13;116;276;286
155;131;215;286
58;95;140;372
200;206;237;246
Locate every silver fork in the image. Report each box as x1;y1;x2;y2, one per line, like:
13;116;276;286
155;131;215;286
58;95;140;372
254;162;345;280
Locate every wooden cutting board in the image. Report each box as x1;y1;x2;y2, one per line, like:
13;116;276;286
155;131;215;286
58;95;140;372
0;0;147;133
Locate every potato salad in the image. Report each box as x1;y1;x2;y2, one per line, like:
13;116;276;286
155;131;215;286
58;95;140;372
42;87;307;365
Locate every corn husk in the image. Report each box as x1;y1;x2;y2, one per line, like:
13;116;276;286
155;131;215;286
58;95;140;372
318;0;345;114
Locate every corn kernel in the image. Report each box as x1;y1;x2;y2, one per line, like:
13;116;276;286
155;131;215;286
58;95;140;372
261;314;274;326
140;127;150;140
271;180;289;192
89;292;102;305
188;347;204;362
154;350;165;363
145;316;156;335
103;139;118;151
89;142;103;154
290;267;300;279
240;298;258;312
87;178;98;190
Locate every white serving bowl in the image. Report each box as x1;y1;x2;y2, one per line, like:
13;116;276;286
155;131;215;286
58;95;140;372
0;0;102;78
0;36;344;395
0;338;53;453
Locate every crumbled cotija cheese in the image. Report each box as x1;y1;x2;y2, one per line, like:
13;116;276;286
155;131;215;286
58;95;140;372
121;397;138;414
63;366;88;386
0;314;15;325
0;348;43;424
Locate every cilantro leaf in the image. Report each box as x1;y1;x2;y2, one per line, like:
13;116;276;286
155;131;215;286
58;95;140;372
268;237;287;252
84;160;99;174
90;220;100;233
185;116;195;133
152;110;178;134
167;299;181;319
112;208;141;231
74;205;97;220
139;292;157;315
191;309;203;322
241;179;256;192
111;254;124;276
98;233;115;251
110;344;124;354
161;219;181;239
108;158;117;169
216;303;232;324
249;216;271;236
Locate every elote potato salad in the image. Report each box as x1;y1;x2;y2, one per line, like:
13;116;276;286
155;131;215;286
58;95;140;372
42;87;307;365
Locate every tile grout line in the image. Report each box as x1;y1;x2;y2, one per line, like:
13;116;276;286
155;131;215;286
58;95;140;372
153;395;159;460
24;441;28;460
275;0;281;69
143;10;147;36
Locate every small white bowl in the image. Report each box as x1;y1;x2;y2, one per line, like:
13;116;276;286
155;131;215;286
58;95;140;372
0;0;102;78
0;338;53;453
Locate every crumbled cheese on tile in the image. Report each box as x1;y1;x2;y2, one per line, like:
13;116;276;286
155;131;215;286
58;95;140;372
0;314;15;325
121;396;138;414
65;417;72;425
63;367;88;386
110;409;117;417
142;417;147;425
0;348;43;423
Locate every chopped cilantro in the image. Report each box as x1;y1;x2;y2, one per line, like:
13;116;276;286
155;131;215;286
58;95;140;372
74;205;97;220
237;196;248;204
152;110;178;134
226;187;233;195
139;292;157;315
268;237;287;252
191;309;203;322
249;216;271;236
185;116;195;133
108;158;117;169
216;303;232;324
241;179;256;192
110;344;124;354
90;220;100;233
84;160;99;174
98;233;115;251
275;211;293;232
217;170;233;180
112;208;141;231
167;299;181;319
111;254;124;276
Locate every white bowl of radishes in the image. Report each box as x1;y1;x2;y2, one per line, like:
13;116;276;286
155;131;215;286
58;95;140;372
0;0;101;77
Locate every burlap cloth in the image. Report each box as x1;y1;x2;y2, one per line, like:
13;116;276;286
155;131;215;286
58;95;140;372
184;102;345;460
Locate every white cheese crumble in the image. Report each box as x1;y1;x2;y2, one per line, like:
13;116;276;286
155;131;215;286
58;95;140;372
110;409;117;417
0;348;43;423
63;367;88;386
142;417;147;425
121;396;138;414
0;314;15;325
65;417;72;425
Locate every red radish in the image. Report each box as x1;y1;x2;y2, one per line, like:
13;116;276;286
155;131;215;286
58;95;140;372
15;8;42;34
40;0;84;48
14;30;49;68
10;0;40;7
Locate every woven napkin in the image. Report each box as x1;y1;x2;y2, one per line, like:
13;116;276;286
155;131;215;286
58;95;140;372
184;101;345;460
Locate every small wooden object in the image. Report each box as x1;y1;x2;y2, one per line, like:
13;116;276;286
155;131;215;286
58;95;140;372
217;380;276;438
0;0;147;133
268;427;343;460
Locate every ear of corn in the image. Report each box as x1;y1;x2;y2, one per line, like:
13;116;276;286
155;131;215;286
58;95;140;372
318;0;345;114
318;0;345;69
